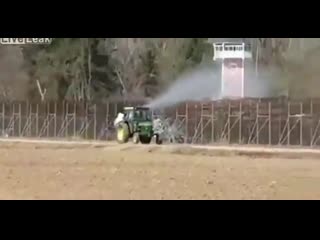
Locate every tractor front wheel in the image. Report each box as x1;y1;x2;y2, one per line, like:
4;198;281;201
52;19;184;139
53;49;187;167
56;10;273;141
155;134;163;145
133;133;140;144
152;134;163;145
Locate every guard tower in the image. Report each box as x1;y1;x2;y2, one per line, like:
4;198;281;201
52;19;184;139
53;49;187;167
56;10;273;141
212;41;252;99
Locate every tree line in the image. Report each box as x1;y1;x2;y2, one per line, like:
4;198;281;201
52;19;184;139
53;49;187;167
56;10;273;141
0;38;319;102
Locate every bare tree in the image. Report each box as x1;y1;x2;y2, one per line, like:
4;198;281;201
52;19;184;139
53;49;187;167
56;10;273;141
110;38;152;98
36;79;47;101
153;38;196;87
0;46;29;101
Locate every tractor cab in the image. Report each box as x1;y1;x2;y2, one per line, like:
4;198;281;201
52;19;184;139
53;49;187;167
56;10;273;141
123;107;152;122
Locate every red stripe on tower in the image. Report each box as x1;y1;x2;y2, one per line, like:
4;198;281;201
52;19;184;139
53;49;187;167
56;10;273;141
222;58;244;98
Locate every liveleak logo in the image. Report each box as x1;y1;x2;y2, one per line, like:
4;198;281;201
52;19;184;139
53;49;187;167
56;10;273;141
0;38;52;45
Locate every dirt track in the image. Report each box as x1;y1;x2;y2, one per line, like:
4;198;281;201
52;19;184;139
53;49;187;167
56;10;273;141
1;140;320;200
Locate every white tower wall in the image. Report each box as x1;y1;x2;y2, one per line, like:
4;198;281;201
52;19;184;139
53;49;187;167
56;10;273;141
213;42;252;99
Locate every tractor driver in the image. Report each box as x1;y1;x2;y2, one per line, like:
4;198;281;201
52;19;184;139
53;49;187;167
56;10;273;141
128;111;134;120
134;110;143;119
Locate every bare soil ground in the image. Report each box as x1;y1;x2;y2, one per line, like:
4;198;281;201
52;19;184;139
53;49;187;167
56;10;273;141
1;141;320;200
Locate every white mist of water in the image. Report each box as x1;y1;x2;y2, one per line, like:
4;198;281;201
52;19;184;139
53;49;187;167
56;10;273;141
146;65;221;109
146;62;282;110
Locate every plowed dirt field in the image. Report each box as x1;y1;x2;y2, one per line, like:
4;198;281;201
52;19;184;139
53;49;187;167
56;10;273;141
0;140;319;200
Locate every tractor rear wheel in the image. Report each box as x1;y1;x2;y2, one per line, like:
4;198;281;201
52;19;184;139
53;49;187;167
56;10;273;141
116;123;129;144
140;136;152;144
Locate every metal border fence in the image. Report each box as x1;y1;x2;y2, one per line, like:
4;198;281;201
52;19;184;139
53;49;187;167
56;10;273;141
2;98;320;147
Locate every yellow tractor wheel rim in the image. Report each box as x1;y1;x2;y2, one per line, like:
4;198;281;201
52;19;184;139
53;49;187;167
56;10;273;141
117;128;125;141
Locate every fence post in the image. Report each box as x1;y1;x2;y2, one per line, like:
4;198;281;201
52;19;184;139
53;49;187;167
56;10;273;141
94;104;97;140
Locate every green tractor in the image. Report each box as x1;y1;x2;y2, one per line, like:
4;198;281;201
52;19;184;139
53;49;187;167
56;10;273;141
114;106;162;145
